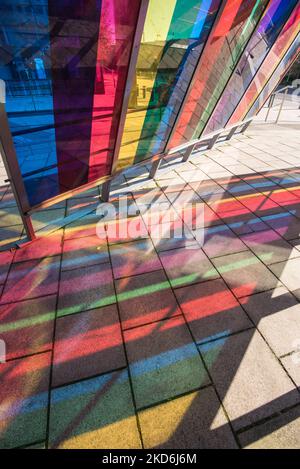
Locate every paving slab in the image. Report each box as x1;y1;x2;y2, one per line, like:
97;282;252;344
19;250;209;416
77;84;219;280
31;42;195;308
240;229;300;265
0;352;51;449
1;256;61;303
139;387;237;449
175;278;252;344
110;239;161;279
269;258;300;300
57;262;115;317
116;270;181;329
212;251;281;298
240;287;300;357
14;231;63;262
199;330;299;431
49;370;141;448
0;295;56;359
200;225;248;258
159;246;219;288
52;305;125;386
125;316;209;409
62;235;109;270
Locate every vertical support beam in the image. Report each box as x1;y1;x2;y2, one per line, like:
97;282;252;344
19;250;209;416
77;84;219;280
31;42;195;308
22;214;36;241
265;97;273;122
110;0;150;174
149;156;162;179
182;144;195;162
0;80;36;241
101;180;111;202
226;125;238;141
207;132;221;149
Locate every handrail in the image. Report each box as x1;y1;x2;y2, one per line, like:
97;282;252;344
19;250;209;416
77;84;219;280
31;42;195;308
167;117;253;156
265;84;297;123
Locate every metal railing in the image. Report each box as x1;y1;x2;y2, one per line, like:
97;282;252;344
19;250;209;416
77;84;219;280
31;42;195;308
265;85;297;123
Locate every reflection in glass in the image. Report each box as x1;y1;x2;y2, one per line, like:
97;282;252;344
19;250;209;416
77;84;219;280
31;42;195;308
246;34;300;119
116;0;222;170
0;0;140;207
204;0;299;135
169;0;269;146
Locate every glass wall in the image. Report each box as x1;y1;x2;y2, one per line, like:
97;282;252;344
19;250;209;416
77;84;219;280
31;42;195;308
0;0;140;207
168;0;270;147
204;0;299;136
116;0;222;170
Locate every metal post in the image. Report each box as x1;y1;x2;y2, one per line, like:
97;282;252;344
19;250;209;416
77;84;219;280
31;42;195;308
275;88;288;124
0;80;36;241
149;156;162;179
182;144;195;162
242;119;252;133
265;96;273;122
101;180;111;202
207;132;221;149
226;125;238;141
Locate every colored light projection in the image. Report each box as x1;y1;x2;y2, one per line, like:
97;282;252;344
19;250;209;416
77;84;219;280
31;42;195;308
0;0;140;207
228;5;300;125
1;0;299;212
245;34;300;120
115;0;222;170
167;0;270;148
203;0;299;135
2;163;300;447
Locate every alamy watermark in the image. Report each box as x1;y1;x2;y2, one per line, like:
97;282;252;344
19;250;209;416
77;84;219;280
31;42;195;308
95;193;205;247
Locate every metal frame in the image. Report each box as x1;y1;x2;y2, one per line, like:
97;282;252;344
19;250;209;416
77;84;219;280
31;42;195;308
0;81;36;241
101;180;111;203
182;144;195;162
147;117;253;179
149;155;163;179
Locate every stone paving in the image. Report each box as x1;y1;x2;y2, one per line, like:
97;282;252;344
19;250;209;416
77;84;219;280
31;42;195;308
0;123;300;448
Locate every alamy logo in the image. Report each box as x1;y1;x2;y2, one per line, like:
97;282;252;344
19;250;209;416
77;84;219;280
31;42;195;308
95;193;205;247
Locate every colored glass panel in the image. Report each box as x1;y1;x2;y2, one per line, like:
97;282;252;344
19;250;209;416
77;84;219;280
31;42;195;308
0;0;140;208
174;0;270;143
88;0;141;181
116;0;221;170
228;5;300;124
245;34;300;119
0;0;59;206
204;0;299;136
